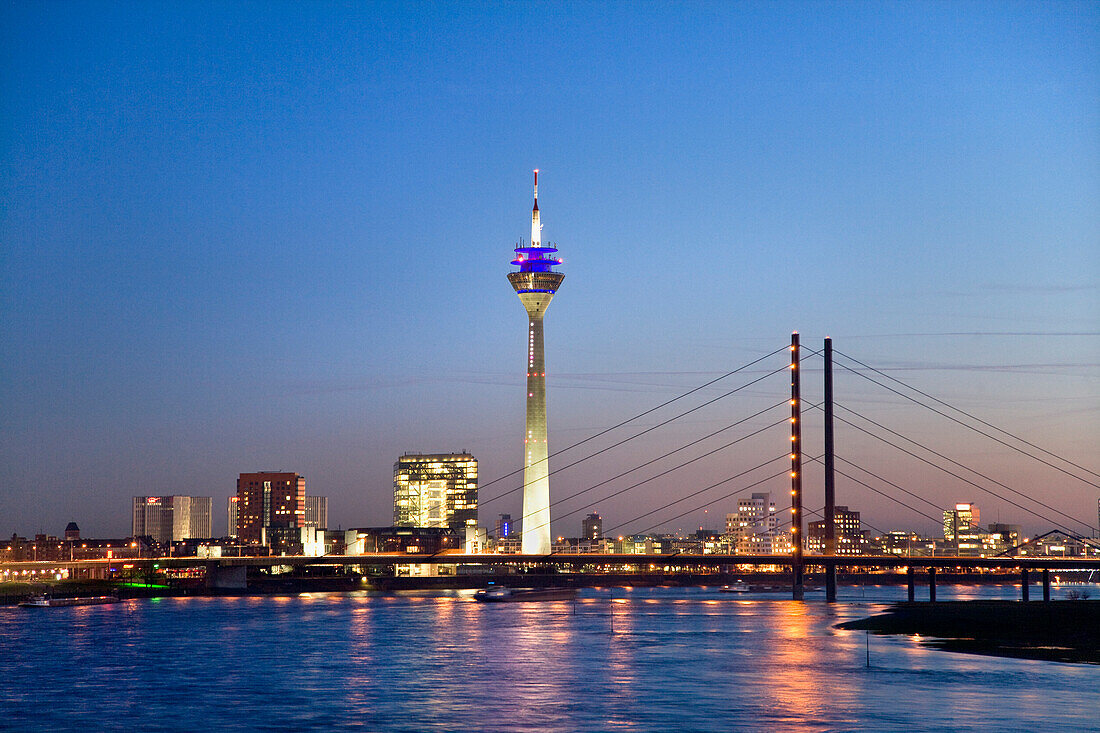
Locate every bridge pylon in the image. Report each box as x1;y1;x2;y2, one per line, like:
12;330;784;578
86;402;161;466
790;332;804;600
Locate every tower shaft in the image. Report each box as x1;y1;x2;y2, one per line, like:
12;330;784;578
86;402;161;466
522;310;551;555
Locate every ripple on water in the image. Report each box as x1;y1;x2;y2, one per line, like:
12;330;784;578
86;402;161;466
1;586;1098;732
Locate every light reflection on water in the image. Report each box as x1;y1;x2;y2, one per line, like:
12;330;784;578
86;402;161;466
0;585;1097;732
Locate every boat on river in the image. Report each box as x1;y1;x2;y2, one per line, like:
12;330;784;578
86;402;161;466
19;593;120;608
719;583;819;593
473;587;577;603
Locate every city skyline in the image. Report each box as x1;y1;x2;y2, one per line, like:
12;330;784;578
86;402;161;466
2;3;1097;539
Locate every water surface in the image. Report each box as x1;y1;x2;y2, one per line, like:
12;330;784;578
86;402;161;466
2;584;1097;732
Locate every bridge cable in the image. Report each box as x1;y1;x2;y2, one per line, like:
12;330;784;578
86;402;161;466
832;349;1100;486
830;406;1096;539
798;459;905;554
475;345;787;498
807;450;989;539
547;406;790;514
605;457;798;538
830;453;1099;553
417;402;788;529
829;453;989;537
520;420;791;538
833;401;1095;534
801;400;1037;540
481;355;792;505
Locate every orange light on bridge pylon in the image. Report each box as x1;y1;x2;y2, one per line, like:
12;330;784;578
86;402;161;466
789;331;804;600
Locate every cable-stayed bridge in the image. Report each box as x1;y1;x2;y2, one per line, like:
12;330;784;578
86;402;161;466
11;335;1098;601
465;332;1100;599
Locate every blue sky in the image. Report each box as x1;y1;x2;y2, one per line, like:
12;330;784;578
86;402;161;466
2;1;1097;539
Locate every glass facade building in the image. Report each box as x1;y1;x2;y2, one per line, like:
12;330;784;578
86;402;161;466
393;453;478;533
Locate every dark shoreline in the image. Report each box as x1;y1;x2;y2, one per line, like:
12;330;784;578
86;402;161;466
838;600;1100;665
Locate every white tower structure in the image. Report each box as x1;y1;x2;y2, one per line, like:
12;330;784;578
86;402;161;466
507;170;564;555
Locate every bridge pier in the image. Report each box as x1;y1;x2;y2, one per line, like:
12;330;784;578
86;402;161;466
206;564;247;590
928;566;936;602
1021;567;1030;602
1042;568;1050;602
906;566;915;602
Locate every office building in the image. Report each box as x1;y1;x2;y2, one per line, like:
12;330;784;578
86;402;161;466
132;496;213;544
495;513;514;539
345;526;462;555
304;496;328;529
582;513;603;540
393;453;477;532
986;523;1022;554
227;496;238;537
231;494;324;536
726;493;777;537
507;170;565;555
236;472;305;544
943;503;980;541
726;492;789;554
808;506;867;555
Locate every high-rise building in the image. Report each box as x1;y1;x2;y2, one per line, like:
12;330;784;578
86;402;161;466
227;496;238;537
393;453;478;532
943;503;980;541
132;496;213;544
808;506;866;555
508;170;565;555
987;523;1022;550
582;513;603;540
726;493;777;537
64;522;80;541
227;494;321;537
726;492;789;554
236;472;305;544
495;513;514;539
304;496;328;529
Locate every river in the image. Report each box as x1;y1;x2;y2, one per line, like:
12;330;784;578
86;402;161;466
2;584;1097;732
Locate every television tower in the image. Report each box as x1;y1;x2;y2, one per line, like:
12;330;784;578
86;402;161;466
508;170;564;555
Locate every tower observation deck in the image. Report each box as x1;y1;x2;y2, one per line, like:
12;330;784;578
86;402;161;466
507;170;564;555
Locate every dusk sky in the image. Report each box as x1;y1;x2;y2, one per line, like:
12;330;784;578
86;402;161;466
2;2;1097;540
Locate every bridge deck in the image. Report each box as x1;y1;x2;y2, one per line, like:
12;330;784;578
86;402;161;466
5;553;1100;572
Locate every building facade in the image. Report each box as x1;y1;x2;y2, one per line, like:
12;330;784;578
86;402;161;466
236;472;305;544
227;496;238;538
582;513;603;540
304;496;328;529
393;453;477;532
725;492;790;554
808;505;867;555
943;502;980;541
131;496;212;544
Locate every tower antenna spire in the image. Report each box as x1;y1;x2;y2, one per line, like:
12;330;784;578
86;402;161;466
531;169;541;246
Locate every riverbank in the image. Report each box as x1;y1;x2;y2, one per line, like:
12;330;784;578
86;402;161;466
838;600;1100;664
